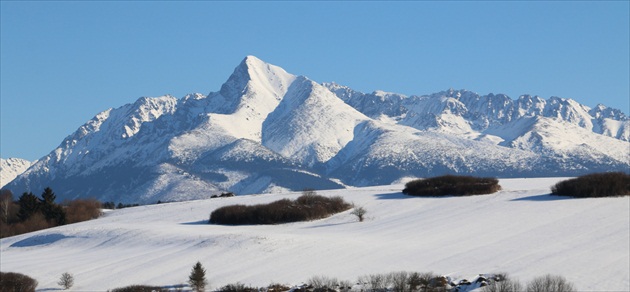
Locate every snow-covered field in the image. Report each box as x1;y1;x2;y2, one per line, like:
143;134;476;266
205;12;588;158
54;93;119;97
1;177;628;291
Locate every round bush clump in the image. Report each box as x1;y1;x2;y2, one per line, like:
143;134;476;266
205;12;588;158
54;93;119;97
551;172;630;198
402;175;501;197
209;192;351;225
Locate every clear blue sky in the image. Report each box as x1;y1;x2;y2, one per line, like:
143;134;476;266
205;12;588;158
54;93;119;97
1;1;629;161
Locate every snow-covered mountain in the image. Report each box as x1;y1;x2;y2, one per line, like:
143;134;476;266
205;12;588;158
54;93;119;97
0;158;32;188
5;56;630;203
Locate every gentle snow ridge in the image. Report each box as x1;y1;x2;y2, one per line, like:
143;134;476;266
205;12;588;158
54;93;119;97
0;178;628;291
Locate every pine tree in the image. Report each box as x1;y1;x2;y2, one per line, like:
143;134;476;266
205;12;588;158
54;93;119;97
17;192;40;221
41;187;56;204
40;187;66;225
188;261;207;292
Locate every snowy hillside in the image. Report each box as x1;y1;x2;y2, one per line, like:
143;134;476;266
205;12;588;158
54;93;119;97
0;158;32;188
1;178;628;291
4;56;630;203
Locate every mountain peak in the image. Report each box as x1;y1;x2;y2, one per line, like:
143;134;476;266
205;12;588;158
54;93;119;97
242;55;265;66
214;56;296;112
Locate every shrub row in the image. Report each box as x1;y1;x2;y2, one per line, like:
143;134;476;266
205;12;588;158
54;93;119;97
402;175;501;197
482;273;576;292
212;272;575;292
551;172;630;198
209;191;351;225
110;285;168;292
0;270;577;292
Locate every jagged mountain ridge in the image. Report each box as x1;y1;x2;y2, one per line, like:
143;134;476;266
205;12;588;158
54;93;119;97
0;158;33;188
5;56;629;203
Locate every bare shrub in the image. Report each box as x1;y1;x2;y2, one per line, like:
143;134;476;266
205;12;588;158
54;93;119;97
407;272;422;291
551;172;630;198
307;275;339;290
0;271;38;292
525;274;576;292
57;272;74;290
389;271;409;292
110;285;167;292
219;282;259;292
358;273;391;292
65;199;102;224
338;280;353;291
403;175;501;197
267;283;291;292
481;273;523;292
351;205;367;222
209;193;351;225
412;272;437;292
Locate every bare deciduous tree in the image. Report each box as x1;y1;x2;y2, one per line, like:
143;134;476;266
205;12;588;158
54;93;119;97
351;205;367;222
526;274;576;292
58;272;74;290
0;190;13;223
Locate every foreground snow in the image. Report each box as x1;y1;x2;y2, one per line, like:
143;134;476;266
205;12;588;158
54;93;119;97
1;177;628;291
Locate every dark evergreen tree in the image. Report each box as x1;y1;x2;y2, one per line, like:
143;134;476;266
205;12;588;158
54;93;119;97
40;187;66;225
17;192;40;221
188;261;207;292
41;187;56;204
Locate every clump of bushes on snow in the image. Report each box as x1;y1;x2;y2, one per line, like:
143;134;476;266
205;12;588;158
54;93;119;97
209;190;351;225
0;271;38;292
402;175;501;197
218;282;294;292
551;172;630;198
356;271;451;292
110;285;168;292
482;273;576;292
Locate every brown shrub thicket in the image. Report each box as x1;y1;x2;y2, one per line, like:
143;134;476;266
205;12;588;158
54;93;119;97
65;199;102;224
0;271;38;292
551;172;630;198
357;271;449;292
110;285;168;292
209;192;351;225
219;282;261;292
403;175;501;197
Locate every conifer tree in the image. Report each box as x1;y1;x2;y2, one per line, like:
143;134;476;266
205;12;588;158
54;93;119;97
41;187;56;204
40;187;66;225
17;192;39;221
188;261;207;292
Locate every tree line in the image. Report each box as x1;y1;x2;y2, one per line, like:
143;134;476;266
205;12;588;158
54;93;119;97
0;187;102;238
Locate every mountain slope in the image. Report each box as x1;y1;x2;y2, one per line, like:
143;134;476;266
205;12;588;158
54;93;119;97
0;158;32;188
4;56;629;203
1;178;628;291
262;77;369;167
